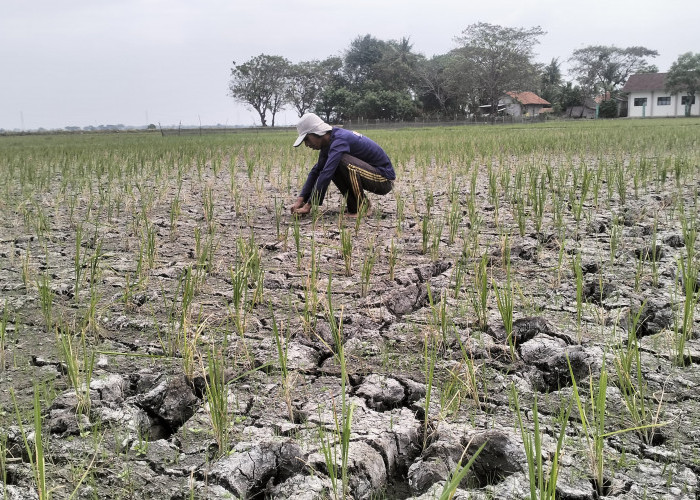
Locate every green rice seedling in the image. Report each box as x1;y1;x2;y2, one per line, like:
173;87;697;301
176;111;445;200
680;208;697;266
21;247;32;293
633;252;645;292
0;431;7;486
453;330;482;408
202;185;215;228
531;171;546;233
352;198;370;235
0;301;8;372
87;236;104;290
649;217;660;287
438;438;486;500
430;217;444;261
395;192;405;234
511;385;570;500
181;314;207;379
122;272;136;310
292;215;302;270
228;264;248;337
516;198;527;237
425;189;434;218
616;163;627;205
302;240;320;334
500;164;512;200
37;271;54;331
204;348;230;456
270;306;295;422
179;265;197;321
421;214;430;255
612;307;667;445
74;222;85;302
81;287;101;335
423;323;438;450
324;276;354;499
428;286;452;346
340;227;352;277
466;188;480;230
609;215;622;264
675;255;696;366
11;387;49;500
360;240;377;297
447;197;461;245
592;163;604;207
58;324;95;415
471;254;489;331
388;238;399;281
273;197;284;240
492;270;515;359
205;228;220;275
572;252;584;333
452;256;465;299
567;355;609;497
145;223;157;271
439;368;464;418
573;163;592;223
317;417;340;498
487;164;498;205
169;188;181;239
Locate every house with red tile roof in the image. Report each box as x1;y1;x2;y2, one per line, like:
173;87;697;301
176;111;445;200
500;91;551;117
622;73;698;117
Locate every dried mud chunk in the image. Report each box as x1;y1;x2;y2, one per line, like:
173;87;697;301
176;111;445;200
348;441;388;499
582;280;618;305
462;429;524;487
268;474;334;500
384;283;431;316
520;335;602;392
664;234;684;248
512;316;555;344
626;299;673;338
355;374;405;411
135;374;199;430
634;244;665;261
209;440;306;498
408;427;523;494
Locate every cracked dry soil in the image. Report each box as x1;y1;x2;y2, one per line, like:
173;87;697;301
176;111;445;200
1;127;700;499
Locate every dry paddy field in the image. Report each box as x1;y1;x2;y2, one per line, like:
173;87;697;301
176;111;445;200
1;118;700;499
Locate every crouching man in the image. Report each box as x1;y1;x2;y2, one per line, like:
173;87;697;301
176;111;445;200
289;113;395;217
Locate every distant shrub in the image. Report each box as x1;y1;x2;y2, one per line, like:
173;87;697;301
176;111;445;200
598;100;618;118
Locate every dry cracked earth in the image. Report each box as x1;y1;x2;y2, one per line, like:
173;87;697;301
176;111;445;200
1;152;700;499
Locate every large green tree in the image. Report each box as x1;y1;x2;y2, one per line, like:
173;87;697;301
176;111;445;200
568;45;658;96
286;59;331;117
666;52;700;117
229;54;290;126
415;54;454;116
539;58;562;109
339;34;420;120
453;23;545;118
343;34;388;90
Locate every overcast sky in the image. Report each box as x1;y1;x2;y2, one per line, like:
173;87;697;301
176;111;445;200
2;0;698;130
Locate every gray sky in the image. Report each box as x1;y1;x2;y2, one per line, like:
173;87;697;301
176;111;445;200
2;0;698;130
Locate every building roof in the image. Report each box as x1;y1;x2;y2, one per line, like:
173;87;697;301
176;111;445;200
505;91;551;106
622;73;667;92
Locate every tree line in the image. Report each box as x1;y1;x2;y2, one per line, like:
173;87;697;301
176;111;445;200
228;22;699;125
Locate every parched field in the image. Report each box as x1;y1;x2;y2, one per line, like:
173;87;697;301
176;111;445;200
1;119;700;499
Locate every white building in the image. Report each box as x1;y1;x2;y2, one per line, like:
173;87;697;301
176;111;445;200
622;73;699;118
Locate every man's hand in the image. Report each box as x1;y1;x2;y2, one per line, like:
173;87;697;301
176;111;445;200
289;197;311;215
289;197;305;214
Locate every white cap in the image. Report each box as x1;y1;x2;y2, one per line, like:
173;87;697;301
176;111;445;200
293;113;332;147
